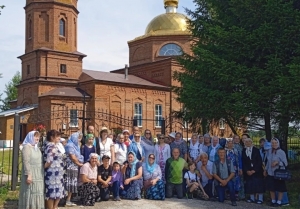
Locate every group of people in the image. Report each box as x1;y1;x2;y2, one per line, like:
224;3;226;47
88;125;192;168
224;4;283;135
18;126;289;209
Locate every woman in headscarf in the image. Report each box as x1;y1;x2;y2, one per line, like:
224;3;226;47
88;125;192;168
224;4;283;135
207;136;221;162
78;153;100;206
18;131;45;209
242;138;264;204
81;133;96;163
121;151;143;200
265;138;288;207
170;132;187;161
141;129;155;160
114;133;127;165
44;130;65;209
64;132;84;207
128;131;145;162
225;138;244;200
154;134;170;182
142;154;165;200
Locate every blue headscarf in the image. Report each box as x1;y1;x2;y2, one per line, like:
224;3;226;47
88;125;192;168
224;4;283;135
146;154;156;174
65;132;84;163
128;151;139;178
22;131;39;151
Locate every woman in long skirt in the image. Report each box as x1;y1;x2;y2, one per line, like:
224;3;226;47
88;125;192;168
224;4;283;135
19;131;45;209
142;154;165;200
64;132;84;206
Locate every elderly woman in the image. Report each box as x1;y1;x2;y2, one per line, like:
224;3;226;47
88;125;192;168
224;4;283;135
128;132;145;161
96;127;115;165
64;132;84;207
264;138;288;207
44;130;65;209
114;134;127;165
226;139;243;200
121;151;143;200
122;130;131;147
143;154;165;200
242;138;264;204
154;134;170;182
141;129;155;160
207;136;221;162
19;131;45;209
78;153;100;206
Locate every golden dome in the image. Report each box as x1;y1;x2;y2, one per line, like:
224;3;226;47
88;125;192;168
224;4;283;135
145;0;190;35
145;13;189;35
164;0;179;8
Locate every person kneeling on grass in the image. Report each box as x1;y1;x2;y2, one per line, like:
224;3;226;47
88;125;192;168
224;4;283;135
185;161;208;200
213;148;237;206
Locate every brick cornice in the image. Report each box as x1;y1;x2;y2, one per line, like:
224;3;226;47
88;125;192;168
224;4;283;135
24;1;79;14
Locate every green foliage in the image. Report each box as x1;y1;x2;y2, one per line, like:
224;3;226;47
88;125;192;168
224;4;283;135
0;5;4;15
0;72;21;111
174;0;300;144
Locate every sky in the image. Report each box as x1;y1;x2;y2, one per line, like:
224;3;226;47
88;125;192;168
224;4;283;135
0;0;196;98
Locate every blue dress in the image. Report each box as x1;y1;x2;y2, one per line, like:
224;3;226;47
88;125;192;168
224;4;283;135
226;149;241;192
44;142;65;199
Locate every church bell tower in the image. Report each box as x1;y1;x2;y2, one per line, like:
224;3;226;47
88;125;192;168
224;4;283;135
17;0;85;106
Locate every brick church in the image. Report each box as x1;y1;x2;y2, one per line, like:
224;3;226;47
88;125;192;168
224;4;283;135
0;0;234;143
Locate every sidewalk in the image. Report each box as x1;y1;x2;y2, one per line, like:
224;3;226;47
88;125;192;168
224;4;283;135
71;198;270;209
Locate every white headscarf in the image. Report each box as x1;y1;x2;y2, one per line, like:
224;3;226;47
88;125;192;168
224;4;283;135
22;131;39;151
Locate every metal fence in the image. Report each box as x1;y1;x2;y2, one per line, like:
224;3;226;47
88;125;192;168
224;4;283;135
0;145;21;189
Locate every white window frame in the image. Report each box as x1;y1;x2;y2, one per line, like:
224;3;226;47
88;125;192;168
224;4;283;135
134;103;143;127
219;119;225;130
69;109;78;127
155;104;162;127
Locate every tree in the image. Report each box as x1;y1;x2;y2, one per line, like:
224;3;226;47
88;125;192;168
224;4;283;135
174;0;300;152
0;5;5;15
0;72;21;111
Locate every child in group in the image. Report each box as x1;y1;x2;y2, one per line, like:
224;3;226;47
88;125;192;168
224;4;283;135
81;134;96;163
184;161;209;200
110;162;124;201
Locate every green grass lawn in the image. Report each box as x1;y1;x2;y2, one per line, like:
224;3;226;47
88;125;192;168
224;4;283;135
0;149;13;176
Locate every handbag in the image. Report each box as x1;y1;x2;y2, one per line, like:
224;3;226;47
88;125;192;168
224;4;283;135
273;160;291;181
143;179;153;190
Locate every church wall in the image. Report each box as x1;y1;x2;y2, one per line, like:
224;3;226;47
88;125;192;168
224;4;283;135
92;83;171;136
128;35;191;67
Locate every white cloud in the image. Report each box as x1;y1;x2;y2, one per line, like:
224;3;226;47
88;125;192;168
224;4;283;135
0;0;195;97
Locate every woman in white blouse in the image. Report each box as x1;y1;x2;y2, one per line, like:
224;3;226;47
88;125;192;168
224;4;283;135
114;134;127;165
95;127;115;165
154;134;170;182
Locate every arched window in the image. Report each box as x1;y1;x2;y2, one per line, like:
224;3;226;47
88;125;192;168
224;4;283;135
28;19;32;39
159;43;183;56
59;19;65;36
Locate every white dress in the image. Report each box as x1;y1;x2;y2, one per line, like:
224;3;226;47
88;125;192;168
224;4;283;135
99;137;114;163
114;143;127;164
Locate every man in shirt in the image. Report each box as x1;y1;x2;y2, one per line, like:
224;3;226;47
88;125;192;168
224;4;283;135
97;155;112;201
197;152;214;198
213;148;237;206
165;148;187;199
